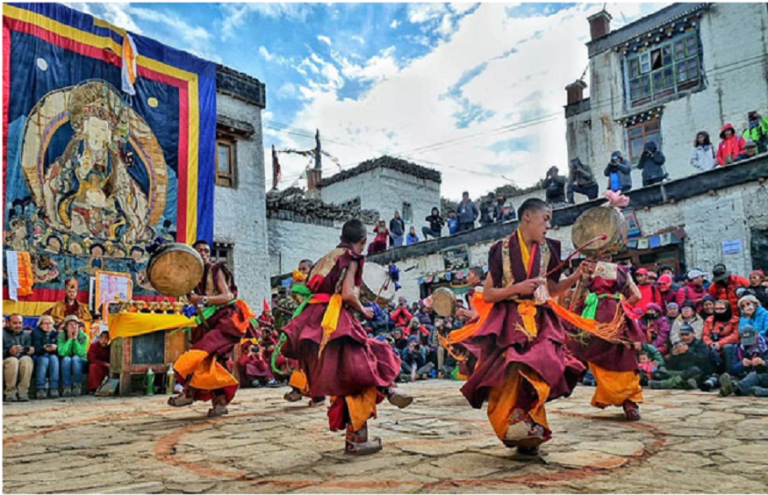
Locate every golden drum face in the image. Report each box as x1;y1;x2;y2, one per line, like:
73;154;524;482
571;206;628;256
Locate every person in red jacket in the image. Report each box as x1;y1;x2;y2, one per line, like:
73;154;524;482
676;269;708;311
87;329;111;393
702;299;740;372
709;263;750;316
635;268;661;312
717;123;746;166
390;297;414;331
658;275;678;307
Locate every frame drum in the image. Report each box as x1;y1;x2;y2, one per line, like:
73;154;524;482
431;287;457;317
571;206;628;256
360;263;396;305
146;243;204;297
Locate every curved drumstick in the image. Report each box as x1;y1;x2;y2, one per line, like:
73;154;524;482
542;234;607;279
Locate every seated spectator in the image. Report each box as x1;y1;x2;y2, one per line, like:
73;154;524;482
742;110;768;153
702;299;740;372
719;325;768;397
496;195;515;222
258;328;284;387
637;343;665;386
717;123;746;166
747;270;768;309
567;157;598;203
406;317;429;338
447;212;459;235
415;305;434;328
635;268;661;312
738;295;768;338
406;226;420;245
638;141;667;187
3;314;34;402
57;315;88;397
700;296;716;320
709;263;749;315
676;269;708;311
32;315;59;400
690;131;717;172
400;336;434;381
422;207;444;240
658;275;678;308
365;302;391;335
647;271;658;284
648;324;712;390
391;328;408;356
389;211;405;248
604;150;632;193
411;301;421;314
639;303;670;355
544;166;567;207
390;298;414;330
87;329;111;394
238;341;272;388
665;302;680;324
734;140;758;162
670;300;706;345
659;265;682;290
367;220;389;255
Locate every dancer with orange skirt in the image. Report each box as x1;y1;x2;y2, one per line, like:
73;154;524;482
168;240;255;418
444;199;585;457
281;220;412;455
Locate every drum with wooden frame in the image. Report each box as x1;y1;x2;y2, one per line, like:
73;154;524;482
571;206;628;257
146;243;204;297
431;287;457;317
360;263;396;305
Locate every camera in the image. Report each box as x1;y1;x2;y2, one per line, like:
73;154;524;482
710;333;720;342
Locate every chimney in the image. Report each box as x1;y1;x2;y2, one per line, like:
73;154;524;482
306;168;323;198
587;10;612;41
565;80;588;106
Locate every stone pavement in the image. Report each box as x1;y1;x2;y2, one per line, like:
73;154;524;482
3;380;767;494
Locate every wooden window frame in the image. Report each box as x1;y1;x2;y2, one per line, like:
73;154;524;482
626;118;661;165
215;139;236;188
211;242;234;272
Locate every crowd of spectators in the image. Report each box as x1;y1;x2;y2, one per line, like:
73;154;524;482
3;314;111;401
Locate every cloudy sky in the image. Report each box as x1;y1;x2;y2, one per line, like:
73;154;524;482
71;2;667;200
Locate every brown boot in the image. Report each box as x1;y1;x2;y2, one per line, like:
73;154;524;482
345;423;382;455
622;399;641;421
384;386;413;409
284;388;303;402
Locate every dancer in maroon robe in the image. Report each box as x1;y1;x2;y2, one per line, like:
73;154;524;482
454;199;585;457
281;219;412;455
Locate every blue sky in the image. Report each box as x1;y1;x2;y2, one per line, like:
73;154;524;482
71;2;667;199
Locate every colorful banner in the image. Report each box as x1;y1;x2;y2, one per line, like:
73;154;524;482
2;3;216;313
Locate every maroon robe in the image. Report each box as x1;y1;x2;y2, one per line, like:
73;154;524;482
87;341;110;392
281;244;400;409
460;232;585;409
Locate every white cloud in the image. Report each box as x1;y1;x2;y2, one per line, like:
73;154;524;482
351;35;365;45
390;19;400;29
259;46;274;61
437;14;453;37
317;35;332;46
449;3;479;16
276;83;299;99
408;4;447;23
221;3;314;40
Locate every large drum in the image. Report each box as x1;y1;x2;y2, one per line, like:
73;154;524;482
146;243;204;297
571;206;628;256
431;287;457;317
360;263;396;305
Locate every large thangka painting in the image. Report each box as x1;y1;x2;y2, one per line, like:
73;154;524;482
3;3;216;315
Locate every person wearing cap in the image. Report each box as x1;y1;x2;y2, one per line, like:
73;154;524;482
604;150;632;192
657;275;678;308
670;300;706;351
87;329;111;394
639;303;671;356
709;263;750;316
676;269;708;310
665;302;680;325
745;270;768;309
648;323;712;390
719;325;768;397
57;315;89;397
635;268;661;313
699;295;717;320
717;123;746;166
738;295;768;339
735;140;759;162
742;110;768;154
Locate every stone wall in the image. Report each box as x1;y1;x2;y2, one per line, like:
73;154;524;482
369;158;768;303
320;167;441;236
214;93;270;307
569;3;768;186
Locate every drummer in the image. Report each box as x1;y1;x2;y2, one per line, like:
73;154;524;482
167;240;256;417
445;198;586;457
280;219;413;455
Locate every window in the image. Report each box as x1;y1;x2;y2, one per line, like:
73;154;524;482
402;202;413;223
211;242;234;271
625;31;700;107
626;118;661;164
216;139;235;187
341;197;361;210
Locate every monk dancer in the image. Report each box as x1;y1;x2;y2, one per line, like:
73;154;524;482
445;199;585;457
281;219;413;455
568;257;645;420
168;240;255;417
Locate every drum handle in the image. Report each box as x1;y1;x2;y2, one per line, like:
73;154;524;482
373;277;390;305
542;234;607;280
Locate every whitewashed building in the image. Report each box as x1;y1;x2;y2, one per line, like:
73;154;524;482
565;3;768;185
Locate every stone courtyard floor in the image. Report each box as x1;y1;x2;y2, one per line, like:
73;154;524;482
3;380;767;494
